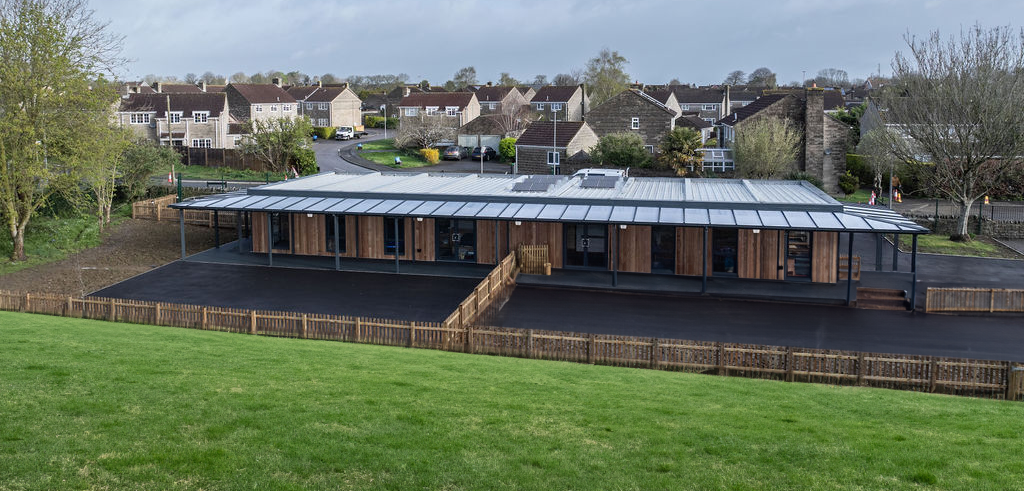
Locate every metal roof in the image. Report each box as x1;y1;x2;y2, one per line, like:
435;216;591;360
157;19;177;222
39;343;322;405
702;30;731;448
170;172;929;234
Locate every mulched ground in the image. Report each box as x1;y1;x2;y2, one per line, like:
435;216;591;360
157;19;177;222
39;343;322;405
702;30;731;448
0;219;234;296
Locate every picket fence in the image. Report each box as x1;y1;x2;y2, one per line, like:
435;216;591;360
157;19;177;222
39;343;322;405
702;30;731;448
131;194;237;229
926;287;1024;313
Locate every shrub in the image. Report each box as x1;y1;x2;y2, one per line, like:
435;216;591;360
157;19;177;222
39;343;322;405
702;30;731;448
311;127;337;140
845;154;873;187
364;115;399;128
839;171;859;195
787;171;824;190
498;137;516;162
290;148;319;175
590;132;651;168
419;148;440;164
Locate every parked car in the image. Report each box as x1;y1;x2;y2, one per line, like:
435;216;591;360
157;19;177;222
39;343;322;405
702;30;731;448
471;146;497;161
443;145;469;160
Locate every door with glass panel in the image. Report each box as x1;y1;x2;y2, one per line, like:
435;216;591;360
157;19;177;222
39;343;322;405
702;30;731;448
436;219;477;262
564;223;608;269
786;230;812;280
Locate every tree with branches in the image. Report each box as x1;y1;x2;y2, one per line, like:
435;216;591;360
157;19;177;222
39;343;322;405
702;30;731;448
732;117;800;179
583;48;630;106
724;70;746;85
658;127;705;176
0;0;124;260
394;114;455;150
239;117;314;173
877;25;1024;240
747;67;777;87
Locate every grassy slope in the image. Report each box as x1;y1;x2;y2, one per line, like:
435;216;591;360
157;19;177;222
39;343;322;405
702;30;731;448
2;312;1023;490
898;234;1020;259
0;205;130;275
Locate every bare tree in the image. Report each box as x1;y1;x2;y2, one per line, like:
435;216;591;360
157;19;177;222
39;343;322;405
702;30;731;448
229;71;249;83
531;74;548;88
451;66;477;88
724;70;746;85
493;103;535;138
878;25;1024;240
857;128;905;198
200;71;223;84
551;72;579;86
184;72;198;84
0;0;125;260
747;67;777;87
320;73;338;84
815;68;849;87
732;117;800;179
394;114;455;149
497;72;519;86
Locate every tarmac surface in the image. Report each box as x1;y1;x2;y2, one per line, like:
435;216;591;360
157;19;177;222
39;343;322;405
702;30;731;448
489;285;1024;362
90;261;478;322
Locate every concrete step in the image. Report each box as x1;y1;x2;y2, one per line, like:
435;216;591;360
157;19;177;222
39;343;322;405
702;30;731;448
856;288;908;311
857;288;906;300
858;298;909;310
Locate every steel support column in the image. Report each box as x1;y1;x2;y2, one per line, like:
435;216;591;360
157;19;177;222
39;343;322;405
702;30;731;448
892;233;899;271
236;211;243;252
266;213;273;267
394;217;400;274
612;224;619;287
179;209;186;260
213;211;220;248
846;232;855;306
701;226;708;294
875;233;882;271
494;220;499;264
333;214;341;271
910;235;919;312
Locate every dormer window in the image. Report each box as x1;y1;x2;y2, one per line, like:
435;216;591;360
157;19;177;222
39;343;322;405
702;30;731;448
193;111;209;123
168;112;182;123
445;106;458;116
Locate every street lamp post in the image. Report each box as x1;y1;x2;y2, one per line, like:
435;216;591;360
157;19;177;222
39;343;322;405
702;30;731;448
381;104;387;139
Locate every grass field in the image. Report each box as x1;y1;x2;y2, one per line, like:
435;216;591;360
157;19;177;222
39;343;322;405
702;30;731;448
356;138;395;150
897;234;1021;259
359;149;434;168
3;312;1023;490
148;166;288;183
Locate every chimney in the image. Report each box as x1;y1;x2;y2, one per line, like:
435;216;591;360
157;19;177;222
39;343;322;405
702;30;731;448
804;86;826;187
486;81;492;87
629;81;643;91
153;82;162;93
403;87;411;97
316;80;322;88
130;85;140;94
198;81;207;92
272;77;282;87
579;83;587;117
342;82;349;90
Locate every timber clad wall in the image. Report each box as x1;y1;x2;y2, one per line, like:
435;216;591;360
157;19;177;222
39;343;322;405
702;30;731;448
247;213;840;283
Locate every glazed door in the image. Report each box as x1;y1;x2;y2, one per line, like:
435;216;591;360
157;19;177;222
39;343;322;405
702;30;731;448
564;223;608;269
436;219;477;262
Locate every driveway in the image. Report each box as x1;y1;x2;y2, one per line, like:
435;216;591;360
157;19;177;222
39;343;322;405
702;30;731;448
89;261;478;322
489;285;1024;362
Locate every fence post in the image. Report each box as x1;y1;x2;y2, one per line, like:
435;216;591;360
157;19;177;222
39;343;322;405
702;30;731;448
786;347;795;382
354;318;362;342
301;314;308;339
201;307;208;330
929;358;938;393
408;322;415;348
717;343;726;376
465;326;473;353
587;333;596;364
66;296;73;317
250;310;257;335
857;353;866;386
991;289;996;313
108;298;116;322
154;303;161;325
526;329;534;359
1007;363;1021;401
22;292;29;313
650;338;659;369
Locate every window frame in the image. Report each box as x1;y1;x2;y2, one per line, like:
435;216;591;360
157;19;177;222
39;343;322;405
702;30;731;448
546;151;560;165
168;112;182;123
191;138;212;148
255;105;263;112
404;107;418;116
318;102;329;111
551;103;563;111
445;106;458;116
305;102;314;110
193;111;209;123
631;117;640;130
130;113;151;124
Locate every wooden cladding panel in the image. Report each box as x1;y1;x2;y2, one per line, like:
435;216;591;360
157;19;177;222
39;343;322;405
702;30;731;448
509;221;562;268
476;220;510;265
676;227;709;276
291;213;323;256
251;212;267;253
737;229;784;280
615;225;651;273
359;216;384;259
761;230;785;281
414;218;435;262
812;231;839;284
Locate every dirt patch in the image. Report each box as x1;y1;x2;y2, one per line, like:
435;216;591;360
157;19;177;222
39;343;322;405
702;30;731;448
0;219;235;296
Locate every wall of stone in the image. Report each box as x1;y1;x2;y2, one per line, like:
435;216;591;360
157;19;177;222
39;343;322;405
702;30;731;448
924;218;1024;239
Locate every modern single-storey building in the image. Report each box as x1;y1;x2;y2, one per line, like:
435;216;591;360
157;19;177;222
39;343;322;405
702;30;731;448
170;171;928;306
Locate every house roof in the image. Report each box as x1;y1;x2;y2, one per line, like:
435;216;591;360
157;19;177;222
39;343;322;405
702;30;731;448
170;172;928;234
667;86;725;103
729;85;762;102
457;114;507;135
228;123;249;135
286;86;319;101
228;84;297;104
398;91;476;109
589;90;677;119
531;86;580;103
122;82;156;94
516;121;588;147
474;86;515;102
644;89;676;106
677;114;712;129
716;94;790;126
119;93;227;118
205;85;226;92
515;87;532;96
156;84;203;93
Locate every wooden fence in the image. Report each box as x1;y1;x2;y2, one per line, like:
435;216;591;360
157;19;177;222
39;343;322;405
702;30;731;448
926;287;1024;313
2;287;1021;401
174;147;263;170
131;195;237;229
517;244;550;275
442;252;519;330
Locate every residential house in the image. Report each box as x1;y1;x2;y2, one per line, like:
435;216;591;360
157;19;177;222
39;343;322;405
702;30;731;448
515;86;537;102
666;85;729;123
473;84;530;116
514;121;599;174
116;92;233;148
287;82;363;128
225;81;298;123
676;114;714;143
151;82;203;94
585;89;679;154
765;87;846;114
728;85;762;110
530;85;589;122
715;88;849;192
397;92;480;127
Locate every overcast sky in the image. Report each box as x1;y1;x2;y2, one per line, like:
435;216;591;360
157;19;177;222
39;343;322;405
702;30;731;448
95;0;1022;85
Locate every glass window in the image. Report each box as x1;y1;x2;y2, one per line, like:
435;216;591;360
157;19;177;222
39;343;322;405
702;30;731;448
446;106;458;116
319;103;329;110
169;112;181;123
271;213;290;250
436;219;476;262
193;111;209;123
786;231;812;280
631;117;640;129
711;228;738;275
536;103;545;110
551;103;563;111
306;103;314;110
325;215;346;253
651;226;675;274
383;217;405;256
255;105;263;112
547;151;560;165
404;107;417;116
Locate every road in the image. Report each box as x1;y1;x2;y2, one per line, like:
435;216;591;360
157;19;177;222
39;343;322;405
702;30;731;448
313;128;384;174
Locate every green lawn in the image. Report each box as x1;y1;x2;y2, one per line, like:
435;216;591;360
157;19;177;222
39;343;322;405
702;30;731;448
359;149;434;168
149;166;288;183
356;138;395;150
898;234;1020;259
2;312;1023;490
834;188;874;204
0;206;130;275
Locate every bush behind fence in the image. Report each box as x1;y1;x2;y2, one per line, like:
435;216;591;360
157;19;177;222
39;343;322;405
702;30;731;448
2;288;1020;402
